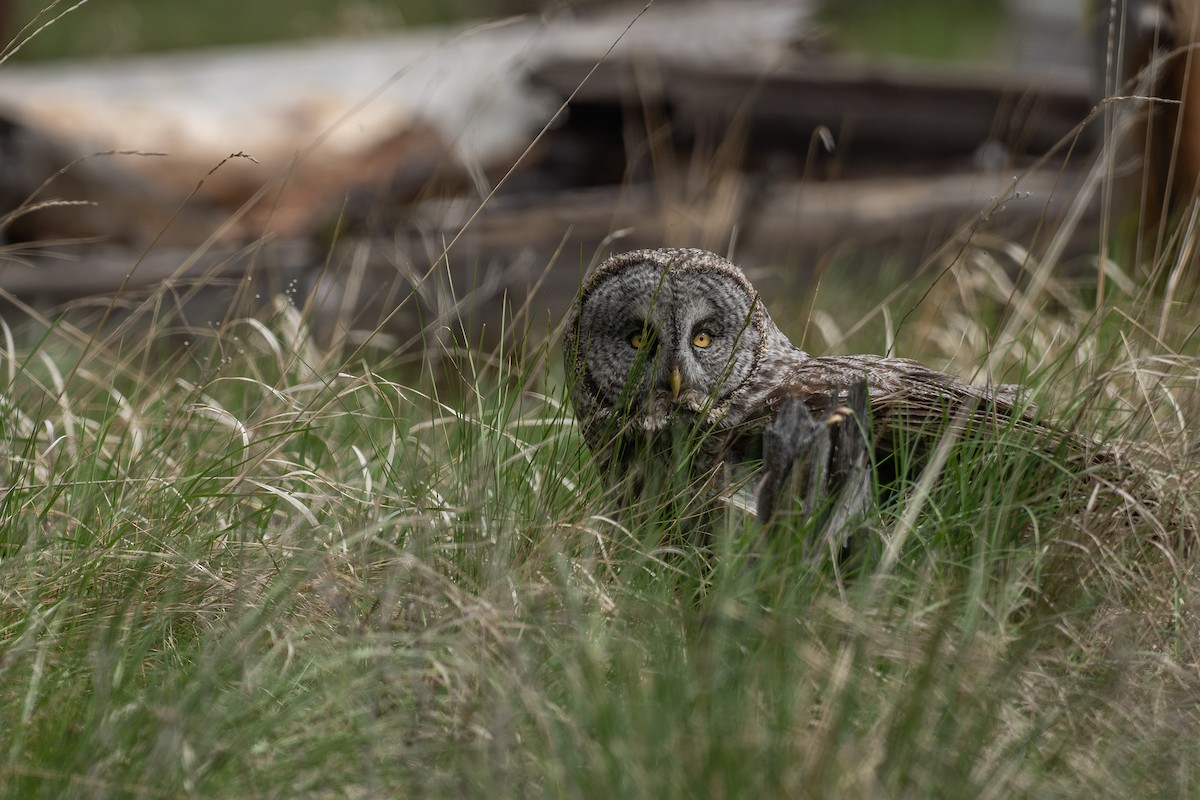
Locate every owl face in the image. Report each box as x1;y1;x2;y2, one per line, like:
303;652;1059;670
568;250;765;432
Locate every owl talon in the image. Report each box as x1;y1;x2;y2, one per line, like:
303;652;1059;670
824;405;855;425
820;380;872;550
757;396;823;523
757;379;872;555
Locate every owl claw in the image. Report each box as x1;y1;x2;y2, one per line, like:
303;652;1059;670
757;379;872;556
824;405;855;425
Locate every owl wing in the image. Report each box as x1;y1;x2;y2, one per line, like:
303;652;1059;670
768;354;1043;460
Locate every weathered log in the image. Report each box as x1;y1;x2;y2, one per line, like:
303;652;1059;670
527;56;1095;176
0;1;810;239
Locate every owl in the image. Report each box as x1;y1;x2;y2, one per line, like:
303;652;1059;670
563;247;1042;538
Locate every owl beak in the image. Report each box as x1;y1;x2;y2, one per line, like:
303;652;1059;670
669;365;683;400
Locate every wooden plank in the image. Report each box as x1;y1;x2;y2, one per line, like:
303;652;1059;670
529;57;1096;162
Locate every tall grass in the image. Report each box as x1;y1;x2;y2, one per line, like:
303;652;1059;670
1;223;1197;798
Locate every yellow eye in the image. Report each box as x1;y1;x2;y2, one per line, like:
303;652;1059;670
692;331;712;348
629;332;649;349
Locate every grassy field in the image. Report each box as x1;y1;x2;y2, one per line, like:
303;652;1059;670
4;2;1200;798
816;0;1006;63
0;219;1198;797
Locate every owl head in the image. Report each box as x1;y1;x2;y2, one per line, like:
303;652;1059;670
564;248;796;447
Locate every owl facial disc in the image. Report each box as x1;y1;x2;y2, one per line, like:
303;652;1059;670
566;248;774;432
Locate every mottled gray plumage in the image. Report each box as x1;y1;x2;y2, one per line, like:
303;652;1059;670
563;247;1050;516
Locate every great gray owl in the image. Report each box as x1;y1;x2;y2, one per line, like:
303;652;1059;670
563;247;1060;532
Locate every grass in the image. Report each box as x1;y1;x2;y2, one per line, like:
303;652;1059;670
4;2;1200;798
815;0;1007;65
0;229;1197;798
6;0;524;61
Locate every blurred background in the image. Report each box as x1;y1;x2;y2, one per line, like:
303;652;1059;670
0;0;1186;353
